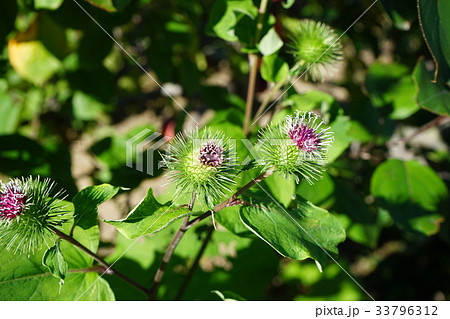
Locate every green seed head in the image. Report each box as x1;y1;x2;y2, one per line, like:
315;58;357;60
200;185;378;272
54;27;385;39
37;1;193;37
288;19;342;82
162;129;236;208
257;111;334;184
0;177;69;255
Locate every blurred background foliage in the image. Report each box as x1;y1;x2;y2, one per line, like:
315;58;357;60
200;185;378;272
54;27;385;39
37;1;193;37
0;0;449;300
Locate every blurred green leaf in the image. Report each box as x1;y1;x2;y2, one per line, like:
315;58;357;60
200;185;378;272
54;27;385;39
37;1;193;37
206;0;257;42
105;188;191;239
371;159;447;236
379;0;416;30
35;0;64;10
258;28;283;56
72;91;111;121
260;53;289;83
8;16;63;86
366;63;419;119
0;93;21;134
84;0;132;12
413;58;450;116
240;194;346;270
328;115;352;163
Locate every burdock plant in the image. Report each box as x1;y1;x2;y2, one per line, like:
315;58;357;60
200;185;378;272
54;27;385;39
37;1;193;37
288;19;342;81
0;177;69;255
162;129;237;208
257;111;334;184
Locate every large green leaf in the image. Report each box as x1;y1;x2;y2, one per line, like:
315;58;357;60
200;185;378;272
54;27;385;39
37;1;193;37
413;58;450;116
0;245;114;300
104;188;191;239
418;0;450;82
0;213;114;300
371;159;448;236
73;184;120;231
240;193;346;270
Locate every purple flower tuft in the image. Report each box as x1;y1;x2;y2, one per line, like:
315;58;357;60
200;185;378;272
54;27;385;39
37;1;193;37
199;142;225;167
0;183;27;219
288;124;321;152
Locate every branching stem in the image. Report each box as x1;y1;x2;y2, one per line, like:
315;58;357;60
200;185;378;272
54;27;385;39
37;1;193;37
51;227;151;298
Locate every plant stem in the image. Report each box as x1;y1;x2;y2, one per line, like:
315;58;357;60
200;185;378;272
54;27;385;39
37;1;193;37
251;75;288;129
147;168;275;300
51;227;151;297
243;0;269;136
148;215;190;300
175;225;214;300
185;167;275;230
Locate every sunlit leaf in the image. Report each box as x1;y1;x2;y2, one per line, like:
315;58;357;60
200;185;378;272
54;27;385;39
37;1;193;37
104;188;191;239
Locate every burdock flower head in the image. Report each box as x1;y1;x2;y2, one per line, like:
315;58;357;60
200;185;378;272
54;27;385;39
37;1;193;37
257;111;334;184
162;129;236;208
288;19;342;82
0;177;69;255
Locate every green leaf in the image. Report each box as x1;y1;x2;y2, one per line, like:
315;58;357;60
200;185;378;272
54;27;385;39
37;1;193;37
371;159;448;236
258;28;283;56
264;173;296;208
281;0;296;9
413;58;450;116
72;91;112;121
35;0;64;10
418;0;450;82
206;0;258;42
8;16;63;86
84;0;131;12
104;188;191;239
42;241;68;285
327;115;352;163
0;92;21;134
215;205;253;237
240;194;346;270
73;184;120;231
366;63;419;119
0;244;114;300
212;290;247;301
260;53;289;83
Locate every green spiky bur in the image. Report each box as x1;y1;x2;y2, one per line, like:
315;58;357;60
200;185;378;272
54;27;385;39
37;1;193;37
257;112;334;184
0;177;69;255
162;129;237;208
288;19;342;82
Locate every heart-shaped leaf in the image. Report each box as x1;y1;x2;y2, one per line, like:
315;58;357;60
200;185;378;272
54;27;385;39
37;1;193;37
104;188;191;239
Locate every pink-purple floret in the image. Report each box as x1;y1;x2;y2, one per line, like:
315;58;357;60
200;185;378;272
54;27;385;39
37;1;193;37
199;142;225;167
0;184;26;219
288;124;321;152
